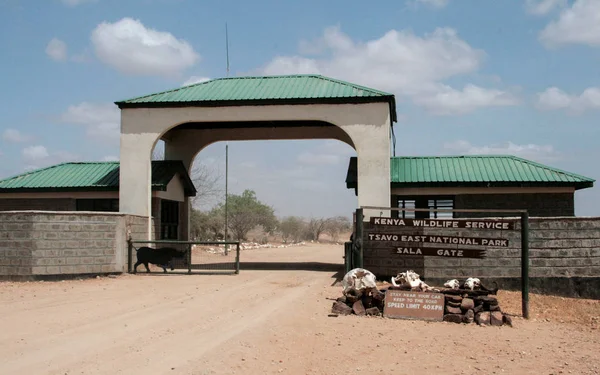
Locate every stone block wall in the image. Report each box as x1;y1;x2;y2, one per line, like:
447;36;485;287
453;193;574;217
363;217;600;299
0;211;153;280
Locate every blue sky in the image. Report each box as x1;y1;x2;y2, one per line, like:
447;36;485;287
0;0;599;218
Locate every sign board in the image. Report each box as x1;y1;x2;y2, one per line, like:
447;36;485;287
367;233;509;247
395;247;486;258
383;290;444;321
370;217;516;231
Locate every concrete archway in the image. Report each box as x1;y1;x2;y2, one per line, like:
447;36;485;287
116;75;396;238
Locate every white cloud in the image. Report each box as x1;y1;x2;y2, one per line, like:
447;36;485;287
443;140;560;162
182;76;210;86
3;129;32;143
415;0;449;9
22;145;79;170
60;102;120;143
525;0;567;15
413;84;520;115
46;38;67;62
536;86;600;113
61;0;97;6
22;145;49;161
91;17;200;77
259;26;518;115
539;0;600;47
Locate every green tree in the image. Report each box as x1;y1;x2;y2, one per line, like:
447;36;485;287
189;208;225;241
216;190;277;241
278;216;306;243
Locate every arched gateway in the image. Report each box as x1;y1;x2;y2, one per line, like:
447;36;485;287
115;75;397;239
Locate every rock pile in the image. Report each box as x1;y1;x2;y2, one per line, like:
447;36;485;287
441;292;512;327
330;286;513;327
331;288;386;317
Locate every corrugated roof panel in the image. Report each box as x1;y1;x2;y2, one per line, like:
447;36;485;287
0;161;197;196
116;75;394;103
353;155;594;190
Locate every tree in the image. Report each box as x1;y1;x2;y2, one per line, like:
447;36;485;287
305;218;328;241
215;189;277;241
324;216;352;242
190;208;225;241
278;216;306;243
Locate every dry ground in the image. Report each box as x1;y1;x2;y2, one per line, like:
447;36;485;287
1;244;599;375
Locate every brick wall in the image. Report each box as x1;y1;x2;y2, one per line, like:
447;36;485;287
0;198;75;211
454;193;574;217
362;217;600;299
0;211;153;279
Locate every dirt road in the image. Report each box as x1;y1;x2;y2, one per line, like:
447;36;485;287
1;244;599;375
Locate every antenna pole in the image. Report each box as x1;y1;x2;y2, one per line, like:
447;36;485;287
226;22;230;77
224;24;230;253
224;143;229;252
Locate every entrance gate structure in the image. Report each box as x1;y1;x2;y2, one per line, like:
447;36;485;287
115;75;397;240
348;206;530;318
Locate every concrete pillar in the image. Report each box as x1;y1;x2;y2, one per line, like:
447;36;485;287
180;198;190;241
338;106;391;220
119;114;158;240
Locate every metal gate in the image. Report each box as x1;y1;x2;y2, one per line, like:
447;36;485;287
128;239;241;275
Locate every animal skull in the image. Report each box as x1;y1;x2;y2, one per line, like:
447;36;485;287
391;270;439;292
463;277;481;291
444;279;460;290
341;268;378;296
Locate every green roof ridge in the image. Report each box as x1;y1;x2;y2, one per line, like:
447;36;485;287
390;154;594;181
115;74;394;104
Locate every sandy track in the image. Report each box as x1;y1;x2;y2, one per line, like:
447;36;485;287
1;244;599;375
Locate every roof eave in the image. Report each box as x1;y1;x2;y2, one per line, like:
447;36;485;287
115;95;395;112
0;185;172;194
389;182;593;189
346;181;593;191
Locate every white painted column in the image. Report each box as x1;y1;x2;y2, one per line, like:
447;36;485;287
119;112;159;240
355;144;391;219
337;104;391;220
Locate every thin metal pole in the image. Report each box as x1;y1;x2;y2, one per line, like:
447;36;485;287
225;23;230;77
235;243;240;274
521;211;530;319
187;243;192;274
224;143;229;255
127;238;133;273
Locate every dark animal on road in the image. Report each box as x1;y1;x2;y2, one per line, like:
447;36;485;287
133;247;188;273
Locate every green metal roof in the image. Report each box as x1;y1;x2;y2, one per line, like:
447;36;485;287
0;161;197;196
115;74;397;122
345;155;595;190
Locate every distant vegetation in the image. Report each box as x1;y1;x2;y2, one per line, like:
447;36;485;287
151;148;353;243
190;189;352;243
